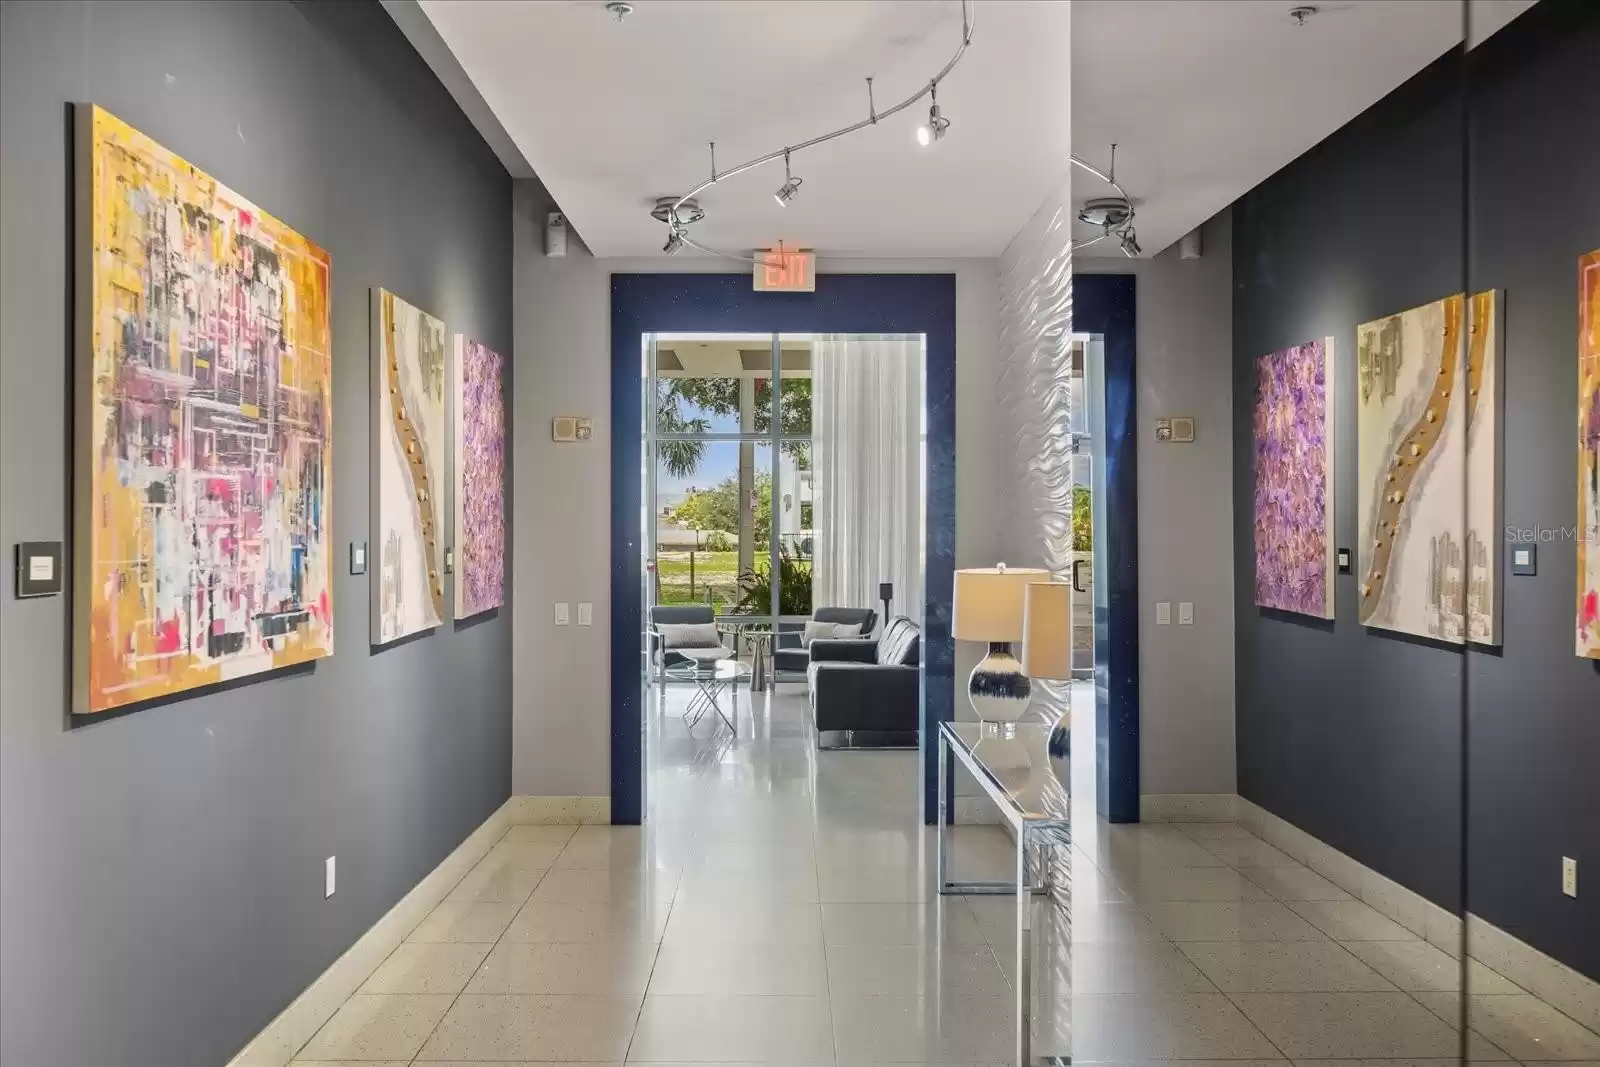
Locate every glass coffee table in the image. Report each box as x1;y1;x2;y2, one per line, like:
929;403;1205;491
937;719;1072;1065
664;653;750;735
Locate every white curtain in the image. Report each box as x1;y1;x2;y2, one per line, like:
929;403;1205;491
811;334;925;626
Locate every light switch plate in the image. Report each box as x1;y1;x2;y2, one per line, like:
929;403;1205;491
14;541;64;598
555;602;571;626
1156;602;1172;626
577;602;593;626
1563;856;1578;898
444;547;454;575
1511;544;1537;576
1178;602;1195;625
350;542;367;575
1337;548;1352;574
325;856;336;899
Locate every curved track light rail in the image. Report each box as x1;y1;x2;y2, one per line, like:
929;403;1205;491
661;0;975;264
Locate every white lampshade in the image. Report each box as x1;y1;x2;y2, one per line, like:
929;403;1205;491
1021;581;1073;680
952;565;1050;643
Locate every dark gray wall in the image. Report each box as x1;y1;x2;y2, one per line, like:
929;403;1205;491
1233;0;1598;979
0;3;514;1064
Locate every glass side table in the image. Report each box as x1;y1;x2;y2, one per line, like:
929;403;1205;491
717;622;777;691
937;719;1071;1066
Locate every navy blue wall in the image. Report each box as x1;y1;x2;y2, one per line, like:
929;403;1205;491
1233;1;1598;976
609;273;957;825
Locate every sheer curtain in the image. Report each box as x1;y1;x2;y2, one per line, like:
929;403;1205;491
811;334;925;627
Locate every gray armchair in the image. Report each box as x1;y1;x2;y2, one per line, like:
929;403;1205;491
648;604;718;680
773;607;878;677
809;616;920;747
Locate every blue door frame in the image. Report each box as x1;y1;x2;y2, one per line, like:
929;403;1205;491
608;271;1139;826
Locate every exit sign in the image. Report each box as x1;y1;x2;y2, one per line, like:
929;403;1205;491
754;250;815;292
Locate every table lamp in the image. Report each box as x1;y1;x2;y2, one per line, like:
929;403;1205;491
1022;581;1074;791
953;563;1050;722
879;582;894;631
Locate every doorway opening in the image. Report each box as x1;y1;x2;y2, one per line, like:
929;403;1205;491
641;332;927;823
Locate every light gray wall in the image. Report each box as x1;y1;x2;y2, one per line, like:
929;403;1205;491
0;4;513;1064
1112;211;1238;796
510;176;1000;796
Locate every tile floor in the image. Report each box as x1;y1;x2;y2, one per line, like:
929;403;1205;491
290;679;1600;1065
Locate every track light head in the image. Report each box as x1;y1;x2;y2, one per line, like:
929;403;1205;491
916;102;950;147
773;150;802;206
663;231;684;256
1119;230;1142;258
774;177;802;206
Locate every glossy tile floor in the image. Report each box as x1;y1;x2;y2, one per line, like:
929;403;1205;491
292;679;1600;1065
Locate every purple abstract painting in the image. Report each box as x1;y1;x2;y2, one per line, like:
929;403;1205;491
1254;338;1336;618
453;336;505;618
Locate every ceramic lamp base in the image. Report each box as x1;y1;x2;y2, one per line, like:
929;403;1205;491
968;642;1032;723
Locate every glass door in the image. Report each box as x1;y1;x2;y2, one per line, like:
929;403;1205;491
645;333;812;660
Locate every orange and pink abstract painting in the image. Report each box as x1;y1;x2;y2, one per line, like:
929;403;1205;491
1579;249;1600;659
75;106;333;714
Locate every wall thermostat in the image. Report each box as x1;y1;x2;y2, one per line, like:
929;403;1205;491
553;416;593;442
1155;416;1196;443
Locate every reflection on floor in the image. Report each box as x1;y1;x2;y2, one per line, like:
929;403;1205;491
292;680;1600;1064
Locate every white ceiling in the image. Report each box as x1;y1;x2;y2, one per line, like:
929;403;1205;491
417;0;1534;260
418;0;1072;258
1072;0;1535;256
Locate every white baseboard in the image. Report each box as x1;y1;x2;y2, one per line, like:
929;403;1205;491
1234;796;1599;1032
506;794;610;824
224;798;517;1067
1141;792;1239;823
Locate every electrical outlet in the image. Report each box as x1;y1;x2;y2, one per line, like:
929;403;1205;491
325;856;336;899
555;602;570;626
577;602;593;626
1179;602;1195;626
1156;602;1172;626
1563;856;1577;898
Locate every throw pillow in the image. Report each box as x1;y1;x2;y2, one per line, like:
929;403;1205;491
657;622;721;649
802;620;863;646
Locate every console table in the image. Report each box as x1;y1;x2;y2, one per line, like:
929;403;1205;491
936;719;1071;1065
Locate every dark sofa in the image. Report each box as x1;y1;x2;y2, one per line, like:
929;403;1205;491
772;606;877;678
808;616;920;747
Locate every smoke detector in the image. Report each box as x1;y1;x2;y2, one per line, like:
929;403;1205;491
1077;197;1132;230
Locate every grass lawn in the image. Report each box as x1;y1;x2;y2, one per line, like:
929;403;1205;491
655;550;741;607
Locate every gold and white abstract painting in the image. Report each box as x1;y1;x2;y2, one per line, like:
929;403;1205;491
1357;291;1500;645
372;288;446;642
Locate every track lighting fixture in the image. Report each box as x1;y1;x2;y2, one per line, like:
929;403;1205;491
773;151;802;207
652;0;973;260
1119;230;1142;258
916;84;951;147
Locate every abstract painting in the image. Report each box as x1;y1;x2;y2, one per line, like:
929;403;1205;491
372;289;446;642
453;336;505;618
75;106;333;714
1254;338;1336;618
1579;250;1600;659
1356;291;1500;645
